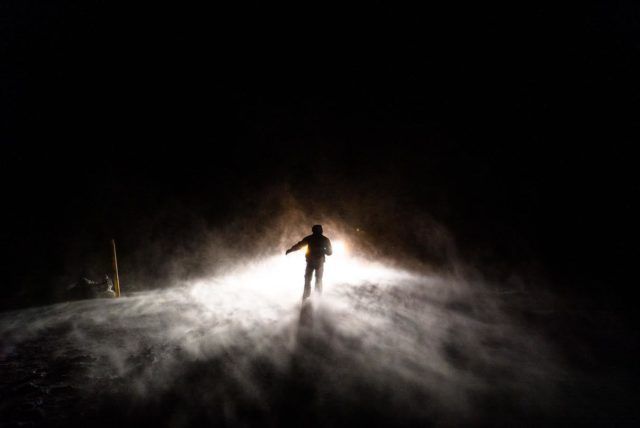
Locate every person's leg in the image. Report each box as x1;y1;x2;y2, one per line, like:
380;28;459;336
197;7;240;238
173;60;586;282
303;263;314;300
315;262;324;295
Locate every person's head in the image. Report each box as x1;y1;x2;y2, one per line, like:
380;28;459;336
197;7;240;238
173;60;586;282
312;224;323;235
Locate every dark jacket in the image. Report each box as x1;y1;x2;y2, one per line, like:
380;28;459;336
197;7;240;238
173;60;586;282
289;234;333;262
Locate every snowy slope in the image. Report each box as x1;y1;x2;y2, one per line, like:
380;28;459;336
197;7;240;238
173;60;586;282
0;253;580;427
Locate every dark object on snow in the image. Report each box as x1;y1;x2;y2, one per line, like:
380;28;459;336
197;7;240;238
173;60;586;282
66;275;115;300
286;225;333;300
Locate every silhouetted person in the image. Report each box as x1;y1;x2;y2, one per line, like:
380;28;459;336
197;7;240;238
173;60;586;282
286;225;333;300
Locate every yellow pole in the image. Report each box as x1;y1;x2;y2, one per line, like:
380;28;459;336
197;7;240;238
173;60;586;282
111;239;121;297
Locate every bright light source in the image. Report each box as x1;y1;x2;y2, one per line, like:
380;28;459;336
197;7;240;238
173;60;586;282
332;240;347;257
188;243;414;315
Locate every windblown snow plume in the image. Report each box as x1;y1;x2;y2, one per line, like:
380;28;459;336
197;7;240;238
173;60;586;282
0;243;568;427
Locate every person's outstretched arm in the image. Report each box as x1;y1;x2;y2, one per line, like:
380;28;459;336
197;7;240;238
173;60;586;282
286;238;307;255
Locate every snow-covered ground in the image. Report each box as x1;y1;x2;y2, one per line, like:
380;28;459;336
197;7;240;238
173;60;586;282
0;250;616;427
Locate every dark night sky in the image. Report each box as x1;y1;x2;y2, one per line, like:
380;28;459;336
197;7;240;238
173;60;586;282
1;1;638;308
